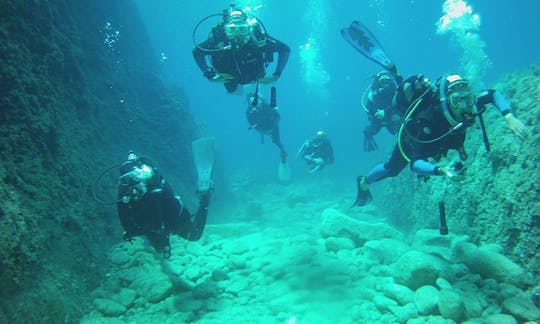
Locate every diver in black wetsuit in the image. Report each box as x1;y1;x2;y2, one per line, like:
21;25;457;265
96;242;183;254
117;152;210;257
246;90;287;163
361;71;402;151
353;74;529;206
193;5;290;93
298;130;334;172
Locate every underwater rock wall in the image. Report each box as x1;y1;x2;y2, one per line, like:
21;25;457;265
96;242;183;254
377;63;540;292
0;0;197;322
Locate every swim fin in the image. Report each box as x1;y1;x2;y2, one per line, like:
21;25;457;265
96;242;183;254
278;161;290;182
341;21;396;73
192;137;215;192
352;176;372;207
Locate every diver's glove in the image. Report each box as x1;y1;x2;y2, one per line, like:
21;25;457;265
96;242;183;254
435;164;465;181
210;72;234;83
374;109;385;120
504;112;529;141
363;133;378;152
259;74;279;84
313;157;324;165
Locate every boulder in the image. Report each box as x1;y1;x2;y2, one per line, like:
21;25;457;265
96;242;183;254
438;289;464;322
413;229;469;261
93;298;126;317
392;251;447;290
320;208;403;246
364;238;410;264
453;242;525;285
325;236;355;252
414;285;440;315
484;314;518;324
502;294;540;322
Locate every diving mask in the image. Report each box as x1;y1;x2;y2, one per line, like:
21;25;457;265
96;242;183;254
225;22;251;39
120;164;155;203
449;91;475;117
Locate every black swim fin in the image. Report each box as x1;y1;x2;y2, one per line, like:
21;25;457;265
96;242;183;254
341;21;397;75
351;176;372;207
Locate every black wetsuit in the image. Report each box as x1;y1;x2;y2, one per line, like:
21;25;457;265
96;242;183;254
117;158;209;255
301;137;334;169
193;23;290;93
363;85;401;137
366;87;512;183
246;98;287;163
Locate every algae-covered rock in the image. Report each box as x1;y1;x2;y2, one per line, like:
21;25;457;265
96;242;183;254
111;288;137;308
109;247;132;267
461;290;486;319
413;229;469;261
454;242;525;285
364;238;410;264
388;303;418;322
435;277;452;290
438;289;464;322
221;240;250;255
373;294;398;312
324;236;355;252
320;208;403;246
502;294;540;322
93;298;126;317
379;281;415;306
414;285;440;315
484;313;517;324
131;267;173;303
211;268;229;281
392;251;447;290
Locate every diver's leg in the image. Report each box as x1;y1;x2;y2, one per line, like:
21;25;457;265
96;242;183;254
366;145;407;184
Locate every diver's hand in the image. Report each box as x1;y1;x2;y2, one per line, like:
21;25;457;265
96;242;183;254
436;165;464;181
259;74;279;84
504;113;529;141
204;68;233;83
374;109;385;120
211;73;234;83
363;134;378;152
203;67;217;80
313;157;324;165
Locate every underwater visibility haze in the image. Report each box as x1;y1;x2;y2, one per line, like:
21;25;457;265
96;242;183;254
1;0;539;322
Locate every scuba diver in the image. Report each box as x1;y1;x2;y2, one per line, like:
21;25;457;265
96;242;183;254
297;130;334;173
246;86;290;181
352;74;529;206
192;4;290;93
246;86;287;164
361;71;402;151
341;21;527;206
93;139;216;258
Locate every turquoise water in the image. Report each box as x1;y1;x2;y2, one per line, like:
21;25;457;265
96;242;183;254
82;1;540;322
135;0;540;178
